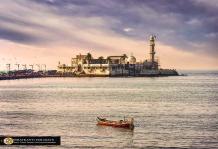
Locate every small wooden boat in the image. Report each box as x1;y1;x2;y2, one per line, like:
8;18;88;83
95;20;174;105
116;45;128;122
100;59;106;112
96;117;134;129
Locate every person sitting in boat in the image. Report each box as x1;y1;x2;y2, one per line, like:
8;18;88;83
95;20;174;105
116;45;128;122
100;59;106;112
97;117;106;121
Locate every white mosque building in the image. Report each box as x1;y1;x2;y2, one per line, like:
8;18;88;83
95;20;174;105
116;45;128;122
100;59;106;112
57;36;178;76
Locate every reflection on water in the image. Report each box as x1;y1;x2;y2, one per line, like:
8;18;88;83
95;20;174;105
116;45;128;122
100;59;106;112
0;71;218;148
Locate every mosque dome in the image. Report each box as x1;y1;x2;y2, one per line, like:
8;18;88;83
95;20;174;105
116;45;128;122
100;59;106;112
127;56;136;64
150;35;156;40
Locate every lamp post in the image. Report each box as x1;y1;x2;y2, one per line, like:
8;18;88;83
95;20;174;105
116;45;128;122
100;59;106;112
29;64;34;70
15;64;20;71
36;64;41;71
6;64;11;73
22;64;27;70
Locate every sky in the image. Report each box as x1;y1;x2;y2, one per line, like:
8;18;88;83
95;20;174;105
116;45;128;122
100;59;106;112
0;0;218;70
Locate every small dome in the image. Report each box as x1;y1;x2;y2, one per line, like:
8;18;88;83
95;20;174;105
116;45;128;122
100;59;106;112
127;56;136;64
150;35;156;41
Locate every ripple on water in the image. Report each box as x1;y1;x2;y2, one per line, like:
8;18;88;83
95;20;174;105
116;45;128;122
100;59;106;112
0;72;218;148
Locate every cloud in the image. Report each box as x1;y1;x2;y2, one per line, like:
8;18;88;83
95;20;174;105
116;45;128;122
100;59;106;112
123;28;133;32
0;27;41;44
205;33;217;38
0;0;217;70
193;0;218;9
186;18;202;26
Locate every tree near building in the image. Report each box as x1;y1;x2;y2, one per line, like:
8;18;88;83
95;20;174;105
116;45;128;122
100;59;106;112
98;56;104;68
122;54;128;59
86;53;93;63
107;57;111;64
122;54;128;64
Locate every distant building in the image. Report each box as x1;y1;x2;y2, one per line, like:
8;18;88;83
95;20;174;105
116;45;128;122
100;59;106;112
57;36;178;76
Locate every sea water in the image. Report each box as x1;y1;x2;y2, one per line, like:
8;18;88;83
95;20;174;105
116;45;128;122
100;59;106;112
0;71;217;148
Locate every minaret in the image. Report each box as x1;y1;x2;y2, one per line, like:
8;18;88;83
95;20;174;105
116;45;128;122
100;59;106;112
150;35;156;63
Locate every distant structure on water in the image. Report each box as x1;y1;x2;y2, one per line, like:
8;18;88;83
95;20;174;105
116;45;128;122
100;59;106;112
57;35;178;77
